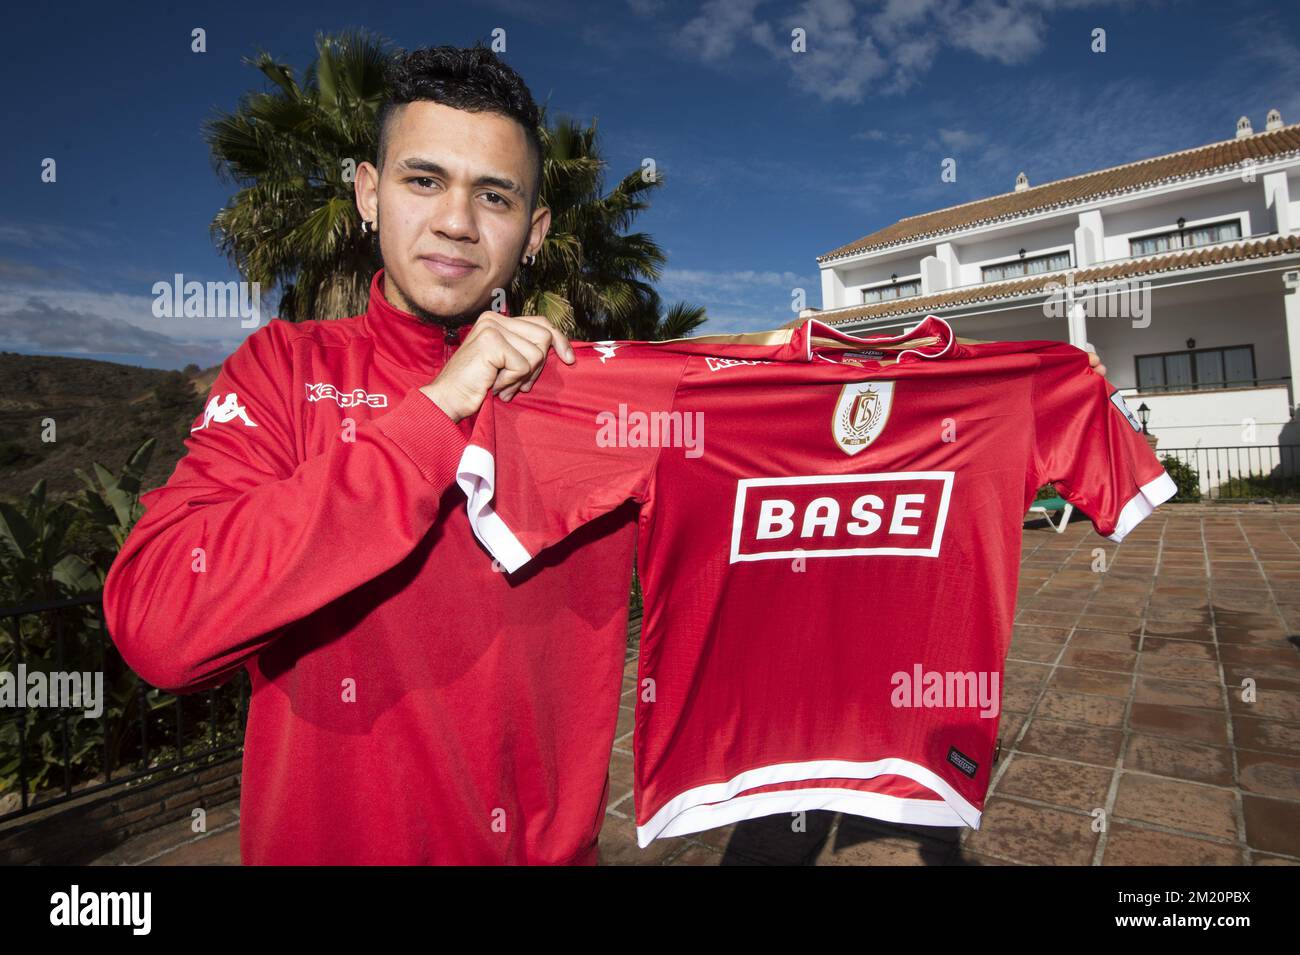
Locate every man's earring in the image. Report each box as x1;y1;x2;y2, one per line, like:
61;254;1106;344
361;219;375;235
523;252;536;266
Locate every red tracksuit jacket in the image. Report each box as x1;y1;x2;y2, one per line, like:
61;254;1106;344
102;268;637;864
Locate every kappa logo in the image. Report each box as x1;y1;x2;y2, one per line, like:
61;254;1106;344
592;341;621;363
305;383;389;408
704;357;772;372
832;381;893;455
192;393;258;431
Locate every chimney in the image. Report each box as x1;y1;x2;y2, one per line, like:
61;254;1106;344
1236;115;1254;138
1014;171;1029;192
1266;108;1283;131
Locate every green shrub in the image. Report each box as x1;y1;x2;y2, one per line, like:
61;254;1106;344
1213;473;1300;501
1159;455;1201;502
1;438;248;807
0;441;32;467
152;371;199;412
1033;484;1060;501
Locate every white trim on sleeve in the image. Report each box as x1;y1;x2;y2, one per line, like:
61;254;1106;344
456;444;533;573
1106;470;1178;543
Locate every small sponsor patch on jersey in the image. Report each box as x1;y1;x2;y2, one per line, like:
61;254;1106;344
1109;389;1143;432
840;349;888;359
947;745;979;778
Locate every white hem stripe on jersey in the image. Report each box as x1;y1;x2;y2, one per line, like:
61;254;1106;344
456;445;533;573
644;788;974;847
636;756;982;847
1105;470;1178;543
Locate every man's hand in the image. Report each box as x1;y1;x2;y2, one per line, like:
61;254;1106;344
421;312;575;423
1086;349;1106;378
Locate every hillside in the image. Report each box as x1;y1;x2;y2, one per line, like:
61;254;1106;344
0;352;224;501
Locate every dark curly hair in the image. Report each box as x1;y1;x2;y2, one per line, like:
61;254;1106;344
377;43;543;210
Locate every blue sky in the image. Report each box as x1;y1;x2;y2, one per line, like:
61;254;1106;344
1;0;1297;370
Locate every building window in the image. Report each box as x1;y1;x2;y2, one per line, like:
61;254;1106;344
1135;345;1257;393
1130;219;1241;256
862;279;920;304
980;250;1070;283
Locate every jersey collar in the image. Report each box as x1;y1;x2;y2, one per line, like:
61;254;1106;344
360;268;480;373
796;314;955;363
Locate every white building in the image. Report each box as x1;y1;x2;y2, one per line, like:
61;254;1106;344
806;110;1300;497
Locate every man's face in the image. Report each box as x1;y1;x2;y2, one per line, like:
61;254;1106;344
356;101;547;326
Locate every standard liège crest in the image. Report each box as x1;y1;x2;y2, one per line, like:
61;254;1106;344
832;381;893;455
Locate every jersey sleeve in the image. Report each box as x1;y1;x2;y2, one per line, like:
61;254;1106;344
103;321;470;693
1030;347;1177;542
456;347;686;572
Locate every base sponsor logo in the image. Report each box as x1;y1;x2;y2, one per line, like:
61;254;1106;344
729;471;954;562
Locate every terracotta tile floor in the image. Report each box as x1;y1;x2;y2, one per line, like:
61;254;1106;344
89;505;1300;865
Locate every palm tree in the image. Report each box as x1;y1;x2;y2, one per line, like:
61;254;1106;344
514;113;707;341
203;30;389;324
204;31;707;340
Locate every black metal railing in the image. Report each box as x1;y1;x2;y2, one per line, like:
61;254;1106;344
0;592;249;823
1157;445;1300;501
1131;376;1291;396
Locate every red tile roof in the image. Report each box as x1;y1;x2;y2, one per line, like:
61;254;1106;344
819;123;1300;262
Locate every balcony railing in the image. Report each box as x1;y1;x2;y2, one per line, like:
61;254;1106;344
1128;376;1291;397
1156;445;1300;501
0;592;249;823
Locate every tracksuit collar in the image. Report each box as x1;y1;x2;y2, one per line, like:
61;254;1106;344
361;267;481;373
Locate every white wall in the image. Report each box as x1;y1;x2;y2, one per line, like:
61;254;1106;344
1100;182;1268;261
833;252;925;305
1085;287;1291;390
1118;386;1291;450
1288;168;1300;231
821;267;845;310
952;222;1075;286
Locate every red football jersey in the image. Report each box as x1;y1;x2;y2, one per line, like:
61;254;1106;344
456;316;1176;846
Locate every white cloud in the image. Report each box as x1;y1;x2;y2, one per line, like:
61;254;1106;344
937;127;985;150
0;275;253;369
675;0;773;61
669;0;1133;102
658;266;818;333
946;0;1050;65
626;0;669;15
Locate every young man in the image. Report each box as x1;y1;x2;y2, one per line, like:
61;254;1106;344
104;45;630;865
104;44;1107;865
